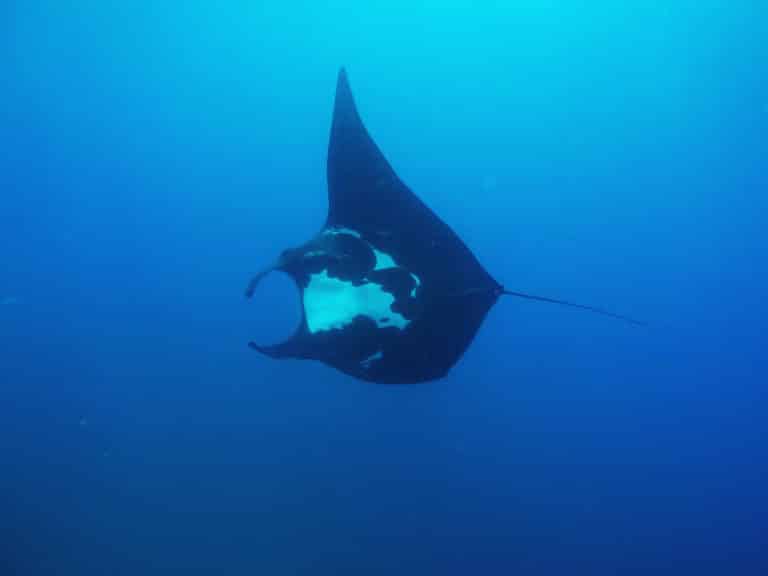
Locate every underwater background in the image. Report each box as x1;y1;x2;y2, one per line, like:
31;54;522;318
1;1;766;574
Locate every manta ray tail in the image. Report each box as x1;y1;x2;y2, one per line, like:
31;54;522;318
501;289;646;326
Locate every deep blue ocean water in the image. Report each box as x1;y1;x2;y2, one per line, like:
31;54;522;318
2;2;766;574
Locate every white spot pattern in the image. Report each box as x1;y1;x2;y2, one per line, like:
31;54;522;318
303;270;410;334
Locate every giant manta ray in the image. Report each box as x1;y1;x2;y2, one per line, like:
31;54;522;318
245;69;641;384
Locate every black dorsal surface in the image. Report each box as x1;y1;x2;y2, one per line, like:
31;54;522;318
247;69;502;383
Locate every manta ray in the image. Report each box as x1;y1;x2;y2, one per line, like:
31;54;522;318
245;69;641;384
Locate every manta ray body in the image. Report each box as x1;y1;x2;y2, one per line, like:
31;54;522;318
245;69;640;384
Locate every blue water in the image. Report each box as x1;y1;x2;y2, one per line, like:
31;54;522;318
2;2;766;574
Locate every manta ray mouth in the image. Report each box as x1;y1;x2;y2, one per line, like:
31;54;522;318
245;270;303;348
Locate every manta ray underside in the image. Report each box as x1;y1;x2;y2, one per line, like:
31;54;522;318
245;69;640;384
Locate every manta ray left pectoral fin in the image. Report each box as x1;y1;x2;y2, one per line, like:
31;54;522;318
326;68;414;232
